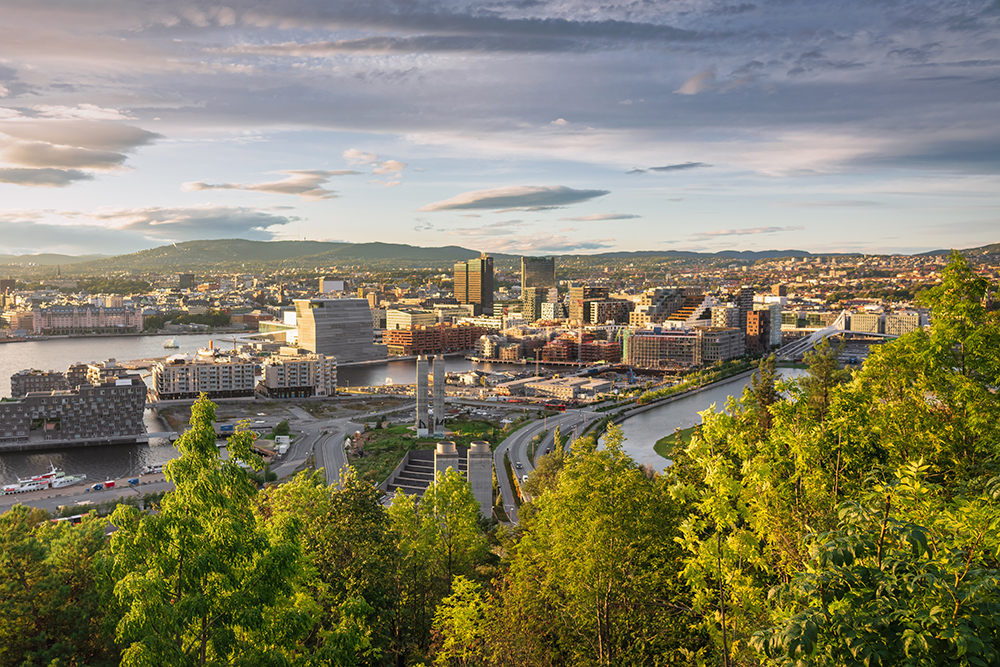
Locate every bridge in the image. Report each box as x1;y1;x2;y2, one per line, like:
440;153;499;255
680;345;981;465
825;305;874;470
775;310;899;361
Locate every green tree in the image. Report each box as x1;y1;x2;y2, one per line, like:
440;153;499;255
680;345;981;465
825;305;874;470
264;468;392;665
749;354;778;433
489;426;705;666
753;461;1000;666
799;338;850;423
109;394;305;667
0;507;119;667
432;576;486;667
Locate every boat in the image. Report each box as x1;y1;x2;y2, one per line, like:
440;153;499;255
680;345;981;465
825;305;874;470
140;463;164;475
163;339;179;349
2;462;86;494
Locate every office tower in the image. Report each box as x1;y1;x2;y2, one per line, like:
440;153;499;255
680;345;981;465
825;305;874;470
737;286;754;331
294;298;387;364
178;274;195;290
467;441;494;518
0;279;15;294
521;256;556;289
415;355;429;436
433;355;446;437
772;284;787;297
521;287;545;322
568;285;610;324
453;254;494;316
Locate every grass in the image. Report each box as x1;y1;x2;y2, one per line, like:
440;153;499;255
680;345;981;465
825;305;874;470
653;425;699;460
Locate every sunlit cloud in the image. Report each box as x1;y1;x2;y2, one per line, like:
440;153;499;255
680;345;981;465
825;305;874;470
420;185;609;211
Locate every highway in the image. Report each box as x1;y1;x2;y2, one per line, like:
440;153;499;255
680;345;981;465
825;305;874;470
493;409;600;523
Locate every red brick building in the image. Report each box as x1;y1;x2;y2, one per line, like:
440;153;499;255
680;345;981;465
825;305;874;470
385;323;487;356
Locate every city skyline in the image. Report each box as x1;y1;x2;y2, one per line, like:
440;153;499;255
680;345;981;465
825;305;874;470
0;0;998;257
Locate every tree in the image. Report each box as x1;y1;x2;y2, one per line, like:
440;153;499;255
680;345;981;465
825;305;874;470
432;576;486;667
749;354;778;433
753;461;1000;666
0;507;119;667
109;394;305;667
799;338;850;423
489;425;705;666
387;469;488;666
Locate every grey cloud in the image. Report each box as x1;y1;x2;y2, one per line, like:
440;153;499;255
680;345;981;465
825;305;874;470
0;217;150;255
559;212;641;221
629;162;709;174
778;200;882;208
2;141;128;169
709;3;757;16
0;168;93;187
182;170;360;200
86;206;294;240
446;220;526;237
419;185;608;211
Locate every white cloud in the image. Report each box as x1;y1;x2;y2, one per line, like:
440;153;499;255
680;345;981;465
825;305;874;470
31;104;134;120
551;118;569;126
343;148;379;164
373;159;406;175
420;185;609;211
479;233;616;254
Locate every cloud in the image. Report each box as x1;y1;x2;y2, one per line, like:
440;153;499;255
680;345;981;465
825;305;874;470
31;104;133;121
182;170;359;200
675;70;716;95
373;159;406;175
629;162;710;174
2;140;127;169
83;205;294;240
479;233;616;254
551;118;569;126
559;212;641;221
693;226;804;238
0;121;161;151
343;149;379;164
419;185;609;211
0;168;93;187
778;200;883;208
446;220;526;237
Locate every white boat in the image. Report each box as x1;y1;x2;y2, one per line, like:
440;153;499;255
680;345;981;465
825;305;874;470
163;339;179;349
140;463;164;475
2;462;85;494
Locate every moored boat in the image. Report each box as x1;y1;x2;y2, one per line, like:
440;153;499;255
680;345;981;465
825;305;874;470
2;462;86;494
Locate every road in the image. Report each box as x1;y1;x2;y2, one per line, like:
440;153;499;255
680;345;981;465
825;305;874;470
493;409;600;524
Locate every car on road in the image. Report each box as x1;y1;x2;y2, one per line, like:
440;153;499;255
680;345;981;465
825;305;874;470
515;461;523;469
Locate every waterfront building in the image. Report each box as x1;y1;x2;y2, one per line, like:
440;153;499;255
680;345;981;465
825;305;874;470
152;352;256;400
31;304;144;334
294;298;387;364
745;310;771;354
521;256;556;289
625;326;743;369
590;299;633;325
737;286;755;332
385;323;487;356
754;303;783;346
0;377;146;450
386;308;437;330
10;369;70;397
629;287;696;327
258;351;337;399
453;255;494;316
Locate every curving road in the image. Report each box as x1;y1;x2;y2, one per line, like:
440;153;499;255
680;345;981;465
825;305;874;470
493;409;600;524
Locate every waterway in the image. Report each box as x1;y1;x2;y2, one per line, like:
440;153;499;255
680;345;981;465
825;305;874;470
613;368;809;470
0;334;548;485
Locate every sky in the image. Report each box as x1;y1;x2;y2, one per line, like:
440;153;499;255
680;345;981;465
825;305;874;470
0;0;998;258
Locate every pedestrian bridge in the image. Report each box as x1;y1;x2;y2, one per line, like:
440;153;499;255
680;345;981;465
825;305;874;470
775;310;898;361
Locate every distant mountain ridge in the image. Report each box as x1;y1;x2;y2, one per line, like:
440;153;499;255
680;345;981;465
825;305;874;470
1;239;996;273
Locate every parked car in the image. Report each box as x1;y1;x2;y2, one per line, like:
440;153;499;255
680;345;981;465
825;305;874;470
91;483;103;491
127;478;140;486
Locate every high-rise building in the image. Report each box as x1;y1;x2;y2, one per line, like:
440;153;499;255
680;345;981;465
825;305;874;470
0;279;15;295
568;285;610;324
521;287;546;322
453;255;494;316
294;298;387;364
521;256;556;289
737;286;754;331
